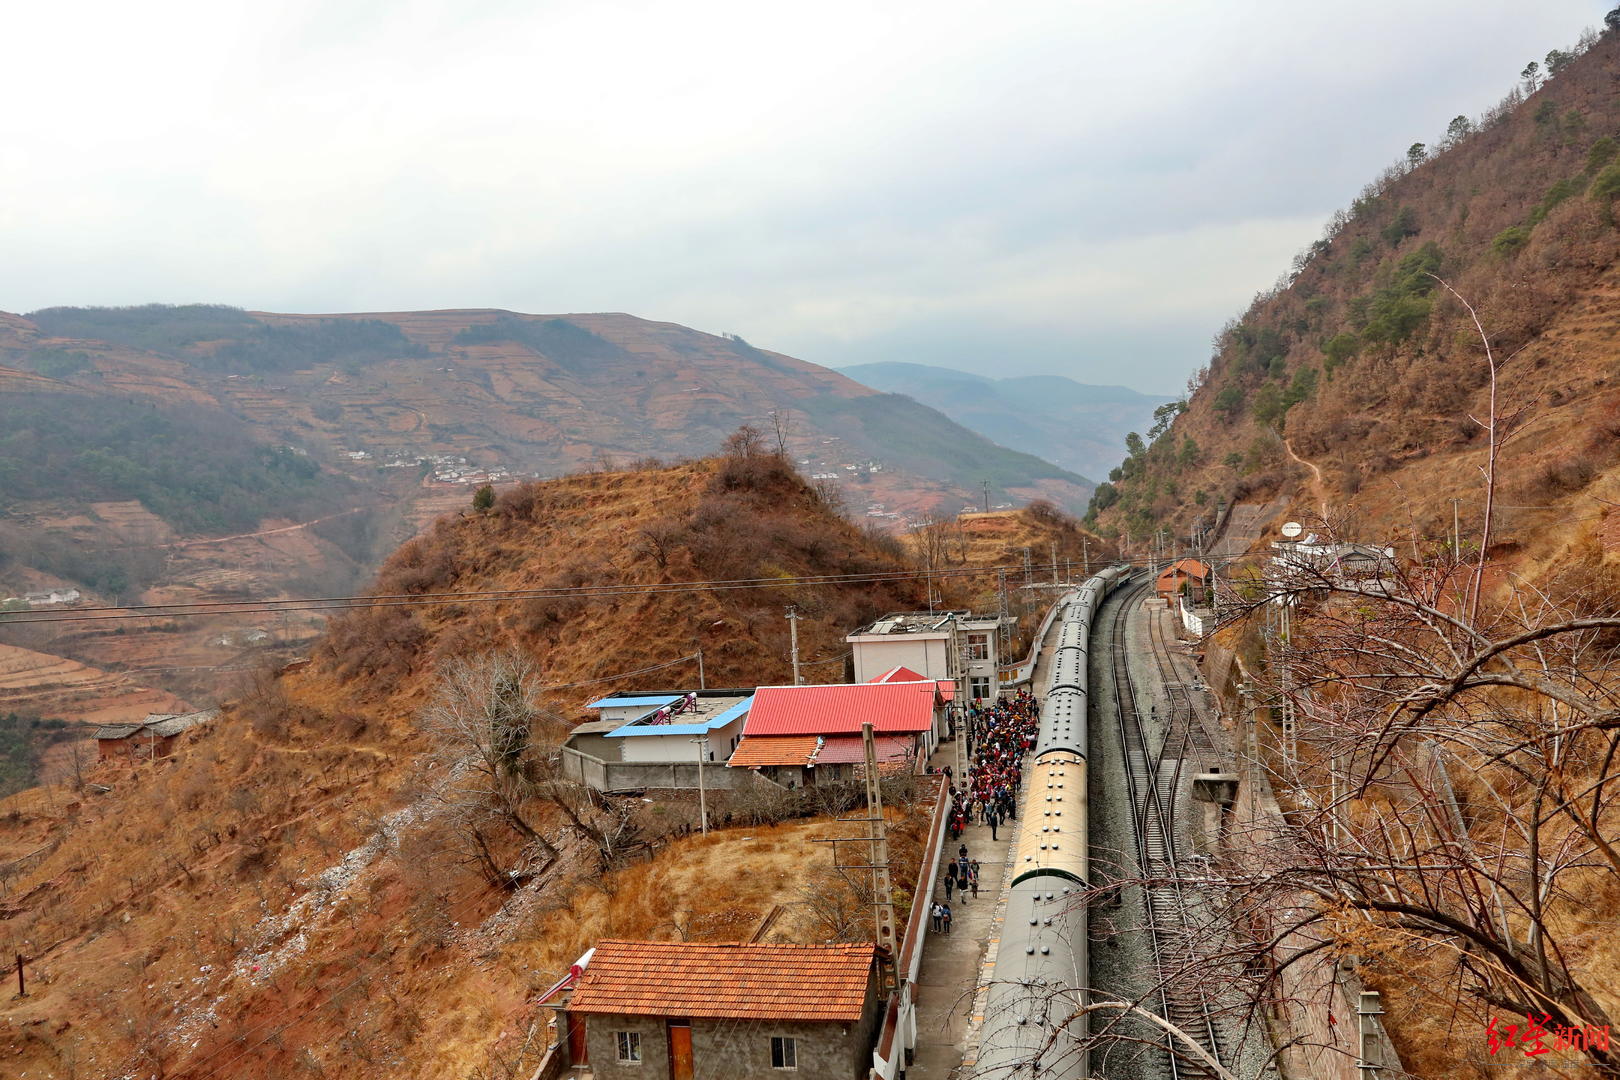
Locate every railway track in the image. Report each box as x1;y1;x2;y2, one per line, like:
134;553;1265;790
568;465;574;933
1106;581;1226;1080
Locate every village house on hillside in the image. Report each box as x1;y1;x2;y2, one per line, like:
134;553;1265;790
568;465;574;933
2;587;83;609
846;610;1009;703
1155;557;1211;605
726;680;940;787
560;690;753;793
1270;535;1396;588
93;709;217;761
557;939;883;1080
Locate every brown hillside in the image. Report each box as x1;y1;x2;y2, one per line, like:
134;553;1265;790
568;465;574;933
1094;25;1620;562
0;451;955;1080
0;304;1088;744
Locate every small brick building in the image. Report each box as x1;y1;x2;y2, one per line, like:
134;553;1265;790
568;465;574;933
94;710;217;761
1155;557;1211;605
563;939;882;1080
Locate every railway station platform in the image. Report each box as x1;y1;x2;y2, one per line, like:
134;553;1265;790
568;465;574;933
904;737;1021;1079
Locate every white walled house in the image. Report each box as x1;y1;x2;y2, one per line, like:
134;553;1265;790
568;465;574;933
607;695;753;764
847;610;1011;703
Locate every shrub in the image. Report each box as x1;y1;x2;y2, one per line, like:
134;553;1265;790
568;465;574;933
1586;137;1618;175
1590;163;1620;201
1381;205;1419;246
1529;177;1586;224
1492;226;1531;256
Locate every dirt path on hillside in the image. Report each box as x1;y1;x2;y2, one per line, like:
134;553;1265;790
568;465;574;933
1283;439;1327;517
138;506;365;549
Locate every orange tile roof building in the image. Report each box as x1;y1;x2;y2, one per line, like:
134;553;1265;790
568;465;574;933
1155;557;1211;605
563;939;883;1079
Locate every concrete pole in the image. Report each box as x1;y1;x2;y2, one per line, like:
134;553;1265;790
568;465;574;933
696;647;705;690
1082;537;1090;577
692;737;709;835
786;607;802;685
862;722;898;959
1357;990;1385;1079
1050;541;1058;584
1451;498;1462;556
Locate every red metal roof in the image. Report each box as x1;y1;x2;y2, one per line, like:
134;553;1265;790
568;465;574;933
816;735;915;765
567;940;876;1021
936;680;955;702
742;682;941;737
867;665;927;683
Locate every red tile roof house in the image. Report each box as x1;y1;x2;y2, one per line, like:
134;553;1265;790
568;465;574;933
563;939;883;1079
726;681;943;787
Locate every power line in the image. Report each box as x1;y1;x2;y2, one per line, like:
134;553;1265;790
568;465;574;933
0;561;1062;626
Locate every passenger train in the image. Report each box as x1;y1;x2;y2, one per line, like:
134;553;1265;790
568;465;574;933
975;563;1132;1079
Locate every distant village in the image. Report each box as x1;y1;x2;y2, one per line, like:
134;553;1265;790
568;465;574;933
321;446;534;486
0;586;82;611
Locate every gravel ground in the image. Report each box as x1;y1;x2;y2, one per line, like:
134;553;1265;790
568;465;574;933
1087;591;1282;1080
1086;588;1174;1080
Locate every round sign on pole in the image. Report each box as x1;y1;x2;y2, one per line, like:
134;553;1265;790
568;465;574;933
1281;521;1304;538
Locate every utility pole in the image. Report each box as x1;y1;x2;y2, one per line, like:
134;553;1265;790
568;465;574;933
807;724;899;990
861;722;899;961
1357;991;1386;1080
786;607;802;685
1049;541;1058;584
1450;497;1463;556
691;736;710;835
1022;546;1032;587
696;647;706;690
981;480;990;513
1081;536;1090;577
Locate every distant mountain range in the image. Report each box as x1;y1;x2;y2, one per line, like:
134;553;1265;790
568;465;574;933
838;361;1173;481
0;304;1096;721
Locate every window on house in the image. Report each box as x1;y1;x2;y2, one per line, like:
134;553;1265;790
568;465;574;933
771;1036;798;1069
969;676;991;701
616;1031;642;1063
965;632;990;661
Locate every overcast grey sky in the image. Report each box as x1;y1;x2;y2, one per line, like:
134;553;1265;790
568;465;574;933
1;1;1608;394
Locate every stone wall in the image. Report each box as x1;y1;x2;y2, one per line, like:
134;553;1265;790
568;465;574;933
581;1003;880;1080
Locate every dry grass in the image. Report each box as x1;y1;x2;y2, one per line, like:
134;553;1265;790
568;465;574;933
0;454;937;1079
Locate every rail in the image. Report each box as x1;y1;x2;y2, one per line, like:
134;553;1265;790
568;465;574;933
1106;581;1227;1079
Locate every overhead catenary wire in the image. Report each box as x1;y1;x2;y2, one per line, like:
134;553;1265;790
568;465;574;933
0;560;1070;626
6;509;1570;629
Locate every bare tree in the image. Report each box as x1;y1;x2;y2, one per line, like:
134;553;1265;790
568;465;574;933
417;651;558;888
767;408;795;457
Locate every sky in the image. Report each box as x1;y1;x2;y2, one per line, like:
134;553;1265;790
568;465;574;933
1;1;1609;395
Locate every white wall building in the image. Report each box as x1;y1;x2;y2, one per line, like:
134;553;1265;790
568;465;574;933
846;610;1011;704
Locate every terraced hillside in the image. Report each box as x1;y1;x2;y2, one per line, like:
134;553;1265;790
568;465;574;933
0;305;1088;741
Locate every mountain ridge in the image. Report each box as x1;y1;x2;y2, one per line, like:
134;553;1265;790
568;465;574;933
840;359;1171;479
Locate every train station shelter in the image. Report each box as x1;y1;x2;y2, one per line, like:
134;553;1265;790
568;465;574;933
561;939;883;1080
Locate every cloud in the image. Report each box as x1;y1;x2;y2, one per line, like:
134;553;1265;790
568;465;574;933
0;0;1607;393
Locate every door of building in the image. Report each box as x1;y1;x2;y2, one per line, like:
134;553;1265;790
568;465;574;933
565;1012;587;1065
667;1019;694;1080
